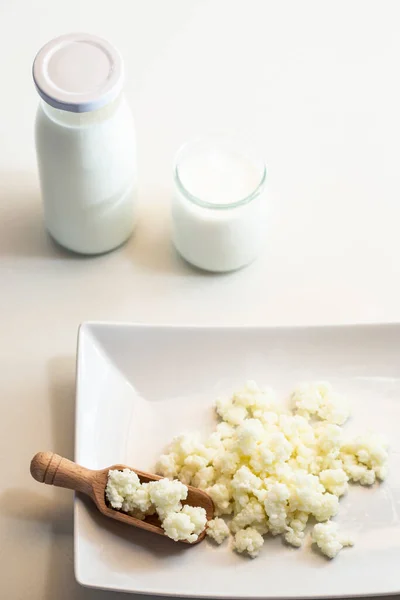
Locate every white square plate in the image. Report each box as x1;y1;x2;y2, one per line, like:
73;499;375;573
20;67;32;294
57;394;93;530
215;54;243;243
75;323;400;598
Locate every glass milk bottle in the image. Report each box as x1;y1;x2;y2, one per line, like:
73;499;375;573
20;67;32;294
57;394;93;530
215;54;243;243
33;33;137;254
172;135;267;272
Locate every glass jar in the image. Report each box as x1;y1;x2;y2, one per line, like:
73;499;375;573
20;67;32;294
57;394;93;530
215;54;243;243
172;136;267;272
33;33;137;255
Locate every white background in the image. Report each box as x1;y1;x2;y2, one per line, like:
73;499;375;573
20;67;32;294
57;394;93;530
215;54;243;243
1;1;400;598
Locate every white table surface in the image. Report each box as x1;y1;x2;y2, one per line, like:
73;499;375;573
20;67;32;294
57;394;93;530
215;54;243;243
2;0;400;598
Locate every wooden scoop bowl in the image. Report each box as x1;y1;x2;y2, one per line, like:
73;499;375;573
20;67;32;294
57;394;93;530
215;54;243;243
30;451;214;544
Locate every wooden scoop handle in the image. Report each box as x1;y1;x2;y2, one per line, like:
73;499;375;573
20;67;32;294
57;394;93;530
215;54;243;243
30;451;95;497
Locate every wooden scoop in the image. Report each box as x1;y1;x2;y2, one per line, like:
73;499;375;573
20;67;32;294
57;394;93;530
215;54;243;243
30;451;214;544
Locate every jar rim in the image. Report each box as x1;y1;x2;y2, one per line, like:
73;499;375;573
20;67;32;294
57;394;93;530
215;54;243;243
174;135;267;210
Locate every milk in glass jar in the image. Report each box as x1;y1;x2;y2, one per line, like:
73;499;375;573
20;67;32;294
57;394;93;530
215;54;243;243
33;33;137;254
172;136;267;272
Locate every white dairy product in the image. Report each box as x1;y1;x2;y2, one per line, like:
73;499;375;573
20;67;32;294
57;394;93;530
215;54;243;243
33;33;137;254
311;521;354;558
172;136;267;272
157;380;389;559
105;468;141;510
178;146;262;205
206;517;230;544
147;477;188;519
233;527;264;558
105;471;207;543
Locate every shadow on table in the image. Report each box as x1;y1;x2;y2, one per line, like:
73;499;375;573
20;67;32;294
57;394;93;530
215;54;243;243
43;356;174;599
0;173;129;264
0;174;237;280
0;172;77;261
35;356;129;599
